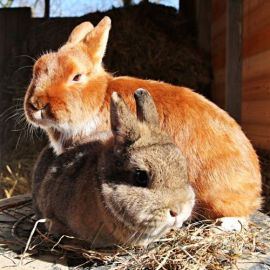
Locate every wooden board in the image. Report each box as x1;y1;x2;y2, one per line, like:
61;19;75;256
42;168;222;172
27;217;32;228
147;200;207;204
211;0;227;22
241;123;270;150
225;0;243;123
243;1;270;38
242;76;270;101
241;0;270;150
242;49;270;83
210;0;227;110
242;100;270;125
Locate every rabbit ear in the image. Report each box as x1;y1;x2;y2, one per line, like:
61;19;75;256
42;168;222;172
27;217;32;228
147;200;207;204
83;16;111;65
134;88;160;126
110;92;140;146
67;22;94;44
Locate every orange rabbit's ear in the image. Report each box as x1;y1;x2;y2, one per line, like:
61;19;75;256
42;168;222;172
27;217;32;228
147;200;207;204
67;21;94;44
83;16;111;65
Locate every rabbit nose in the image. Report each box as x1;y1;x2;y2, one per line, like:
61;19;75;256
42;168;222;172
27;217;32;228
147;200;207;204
169;210;178;217
29;100;49;111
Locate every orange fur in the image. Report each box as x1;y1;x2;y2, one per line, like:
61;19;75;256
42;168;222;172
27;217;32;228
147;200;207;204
24;17;262;219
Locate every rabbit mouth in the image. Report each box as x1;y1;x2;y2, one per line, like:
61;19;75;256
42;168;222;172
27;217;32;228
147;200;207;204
116;213;186;246
102;200;184;245
26;101;57;127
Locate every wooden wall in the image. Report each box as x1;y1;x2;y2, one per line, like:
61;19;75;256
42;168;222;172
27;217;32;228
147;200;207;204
210;0;227;109
242;0;270;150
210;0;270;150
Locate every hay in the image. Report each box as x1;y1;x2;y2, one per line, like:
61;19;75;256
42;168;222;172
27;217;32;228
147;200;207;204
1;199;269;269
0;164;31;199
17;215;270;269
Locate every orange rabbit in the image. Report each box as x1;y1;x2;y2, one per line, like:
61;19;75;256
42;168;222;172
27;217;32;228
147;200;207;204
24;17;262;221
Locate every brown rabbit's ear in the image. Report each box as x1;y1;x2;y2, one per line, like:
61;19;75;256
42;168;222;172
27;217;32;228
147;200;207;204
83;16;111;65
134;88;160;126
67;22;94;44
110;92;140;146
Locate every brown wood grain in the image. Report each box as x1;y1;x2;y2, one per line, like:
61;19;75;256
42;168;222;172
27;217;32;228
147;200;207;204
211;68;226;108
212;50;226;70
242;123;270;150
243;18;270;58
242;76;270;101
0;194;32;211
242;100;270;125
243;1;270;38
211;0;227;22
243;0;266;15
242;49;270;82
211;13;227;39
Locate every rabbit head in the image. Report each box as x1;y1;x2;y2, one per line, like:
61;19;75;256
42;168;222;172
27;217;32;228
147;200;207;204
24;17;112;154
95;89;195;246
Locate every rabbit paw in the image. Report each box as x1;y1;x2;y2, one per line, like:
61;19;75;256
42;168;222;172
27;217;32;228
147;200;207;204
216;217;247;232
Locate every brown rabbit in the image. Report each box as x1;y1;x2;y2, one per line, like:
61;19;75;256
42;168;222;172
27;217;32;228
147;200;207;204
24;17;262;220
34;89;195;247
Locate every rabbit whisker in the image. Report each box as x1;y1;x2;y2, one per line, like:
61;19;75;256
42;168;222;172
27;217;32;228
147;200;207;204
126;212;157;246
0;105;20;118
16;54;37;62
15;130;24;150
14;97;25;101
14;65;33;73
5;112;23;122
191;210;209;221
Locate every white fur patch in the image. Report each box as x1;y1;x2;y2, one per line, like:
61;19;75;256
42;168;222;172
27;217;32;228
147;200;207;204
217;217;247;231
52;115;101;155
50;140;64;155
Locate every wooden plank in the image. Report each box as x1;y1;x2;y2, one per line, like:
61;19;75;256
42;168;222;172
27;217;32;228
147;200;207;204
211;68;226;108
243;1;270;38
242;100;270;125
211;30;226;58
242;123;270;150
243;0;266;15
0;194;31;211
243;22;270;58
213;68;226;83
225;0;243;123
211;13;227;38
242;75;270;101
211;49;226;69
211;85;225;108
211;0;226;22
242;49;270;82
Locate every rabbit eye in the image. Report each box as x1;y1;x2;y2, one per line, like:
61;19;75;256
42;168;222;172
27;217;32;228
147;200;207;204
133;168;149;187
72;74;81;82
